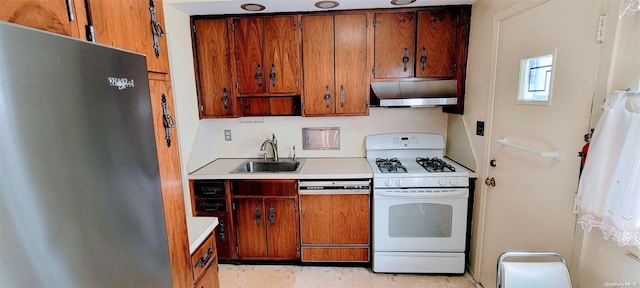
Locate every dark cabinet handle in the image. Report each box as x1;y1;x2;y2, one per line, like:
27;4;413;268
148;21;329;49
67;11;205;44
149;0;165;58
402;48;409;72
255;64;262;86
420;47;427;71
222;88;229;109
340;85;344;108
324;86;331;108
65;0;75;21
268;204;275;226
161;94;175;147
218;221;226;242
270;64;276;87
195;244;214;268
253;205;261;226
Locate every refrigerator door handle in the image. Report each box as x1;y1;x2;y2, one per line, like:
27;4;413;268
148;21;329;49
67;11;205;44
161;94;175;147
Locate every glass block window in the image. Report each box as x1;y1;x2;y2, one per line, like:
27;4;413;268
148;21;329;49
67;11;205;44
518;53;555;104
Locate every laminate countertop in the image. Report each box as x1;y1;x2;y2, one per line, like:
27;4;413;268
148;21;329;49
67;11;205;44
187;217;218;254
188;157;374;180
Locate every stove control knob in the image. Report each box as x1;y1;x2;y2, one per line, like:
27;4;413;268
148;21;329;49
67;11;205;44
396;179;403;186
385;179;393;187
439;178;447;186
449;178;459;186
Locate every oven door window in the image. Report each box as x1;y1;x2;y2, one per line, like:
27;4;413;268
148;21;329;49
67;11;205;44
389;203;452;238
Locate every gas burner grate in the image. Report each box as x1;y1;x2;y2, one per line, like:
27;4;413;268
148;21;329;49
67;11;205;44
376;158;408;173
416;157;456;172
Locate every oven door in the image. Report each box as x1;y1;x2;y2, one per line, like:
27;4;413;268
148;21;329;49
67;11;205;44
373;188;468;252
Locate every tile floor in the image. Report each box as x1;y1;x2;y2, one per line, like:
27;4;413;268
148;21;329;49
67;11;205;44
218;264;480;288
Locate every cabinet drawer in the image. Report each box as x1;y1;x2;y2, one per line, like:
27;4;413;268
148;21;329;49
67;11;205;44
301;247;369;262
194;199;227;214
191;232;217;282
232;180;297;196
193;181;226;198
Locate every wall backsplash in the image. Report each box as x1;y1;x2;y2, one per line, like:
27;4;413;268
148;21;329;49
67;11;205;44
186;107;448;172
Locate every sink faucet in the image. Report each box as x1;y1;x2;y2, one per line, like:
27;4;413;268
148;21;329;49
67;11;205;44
260;133;278;161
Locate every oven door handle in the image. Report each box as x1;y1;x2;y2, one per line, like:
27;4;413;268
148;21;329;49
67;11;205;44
374;190;468;198
299;189;370;195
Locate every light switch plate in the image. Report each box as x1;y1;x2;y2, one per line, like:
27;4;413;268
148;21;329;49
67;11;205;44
476;121;484;136
224;130;232;141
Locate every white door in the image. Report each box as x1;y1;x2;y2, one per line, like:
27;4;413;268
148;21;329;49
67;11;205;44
478;1;603;287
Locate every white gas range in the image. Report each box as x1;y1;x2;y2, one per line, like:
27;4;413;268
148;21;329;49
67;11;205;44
366;133;470;274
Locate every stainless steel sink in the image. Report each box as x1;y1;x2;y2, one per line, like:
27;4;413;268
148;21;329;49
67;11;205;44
232;159;304;173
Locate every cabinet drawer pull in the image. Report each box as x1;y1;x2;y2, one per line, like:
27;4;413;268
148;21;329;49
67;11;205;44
340;85;345;108
195;244;214;268
255;64;263;86
222;88;229;109
254;205;261;226
161;94;175;147
268;204;276;225
402;48;409;72
65;0;75;21
270;64;276;87
149;0;165;58
420;47;427;71
324;86;331;108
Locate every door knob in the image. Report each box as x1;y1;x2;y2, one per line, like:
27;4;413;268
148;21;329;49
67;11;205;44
490;159;497;167
485;177;496;187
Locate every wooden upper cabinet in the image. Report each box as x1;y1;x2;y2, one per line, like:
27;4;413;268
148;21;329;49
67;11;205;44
232;16;299;96
301;15;335;115
302;13;368;116
86;0;170;74
193;19;235;118
0;0;87;39
334;14;368;115
232;17;264;94
416;8;457;78
373;11;416;79
373;8;462;80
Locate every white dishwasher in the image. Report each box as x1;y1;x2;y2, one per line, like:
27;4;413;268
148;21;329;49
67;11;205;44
298;179;372;263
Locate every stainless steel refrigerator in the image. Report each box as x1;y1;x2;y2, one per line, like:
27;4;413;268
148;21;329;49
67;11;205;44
0;22;173;286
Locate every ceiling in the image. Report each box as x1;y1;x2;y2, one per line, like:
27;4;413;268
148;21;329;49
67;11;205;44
168;0;475;16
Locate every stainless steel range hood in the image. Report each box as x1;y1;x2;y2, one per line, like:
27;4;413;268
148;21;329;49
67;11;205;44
370;79;458;107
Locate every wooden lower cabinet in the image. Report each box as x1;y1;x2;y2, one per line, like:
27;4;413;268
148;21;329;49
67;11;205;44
232;180;300;260
192;229;220;288
299;193;370;262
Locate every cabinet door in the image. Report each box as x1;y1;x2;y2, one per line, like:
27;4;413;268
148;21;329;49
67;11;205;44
0;0;86;38
334;13;368;115
233;198;267;258
415;9;457;78
300;194;370;245
232;17;265;95
214;215;233;260
193;19;235;118
240;97;270;116
87;0;170;74
264;16;298;94
373;12;416;79
265;198;299;260
148;79;192;287
301;14;335;115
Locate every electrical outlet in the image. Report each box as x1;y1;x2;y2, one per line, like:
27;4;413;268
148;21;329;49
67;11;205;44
476;121;485;136
224;129;232;141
